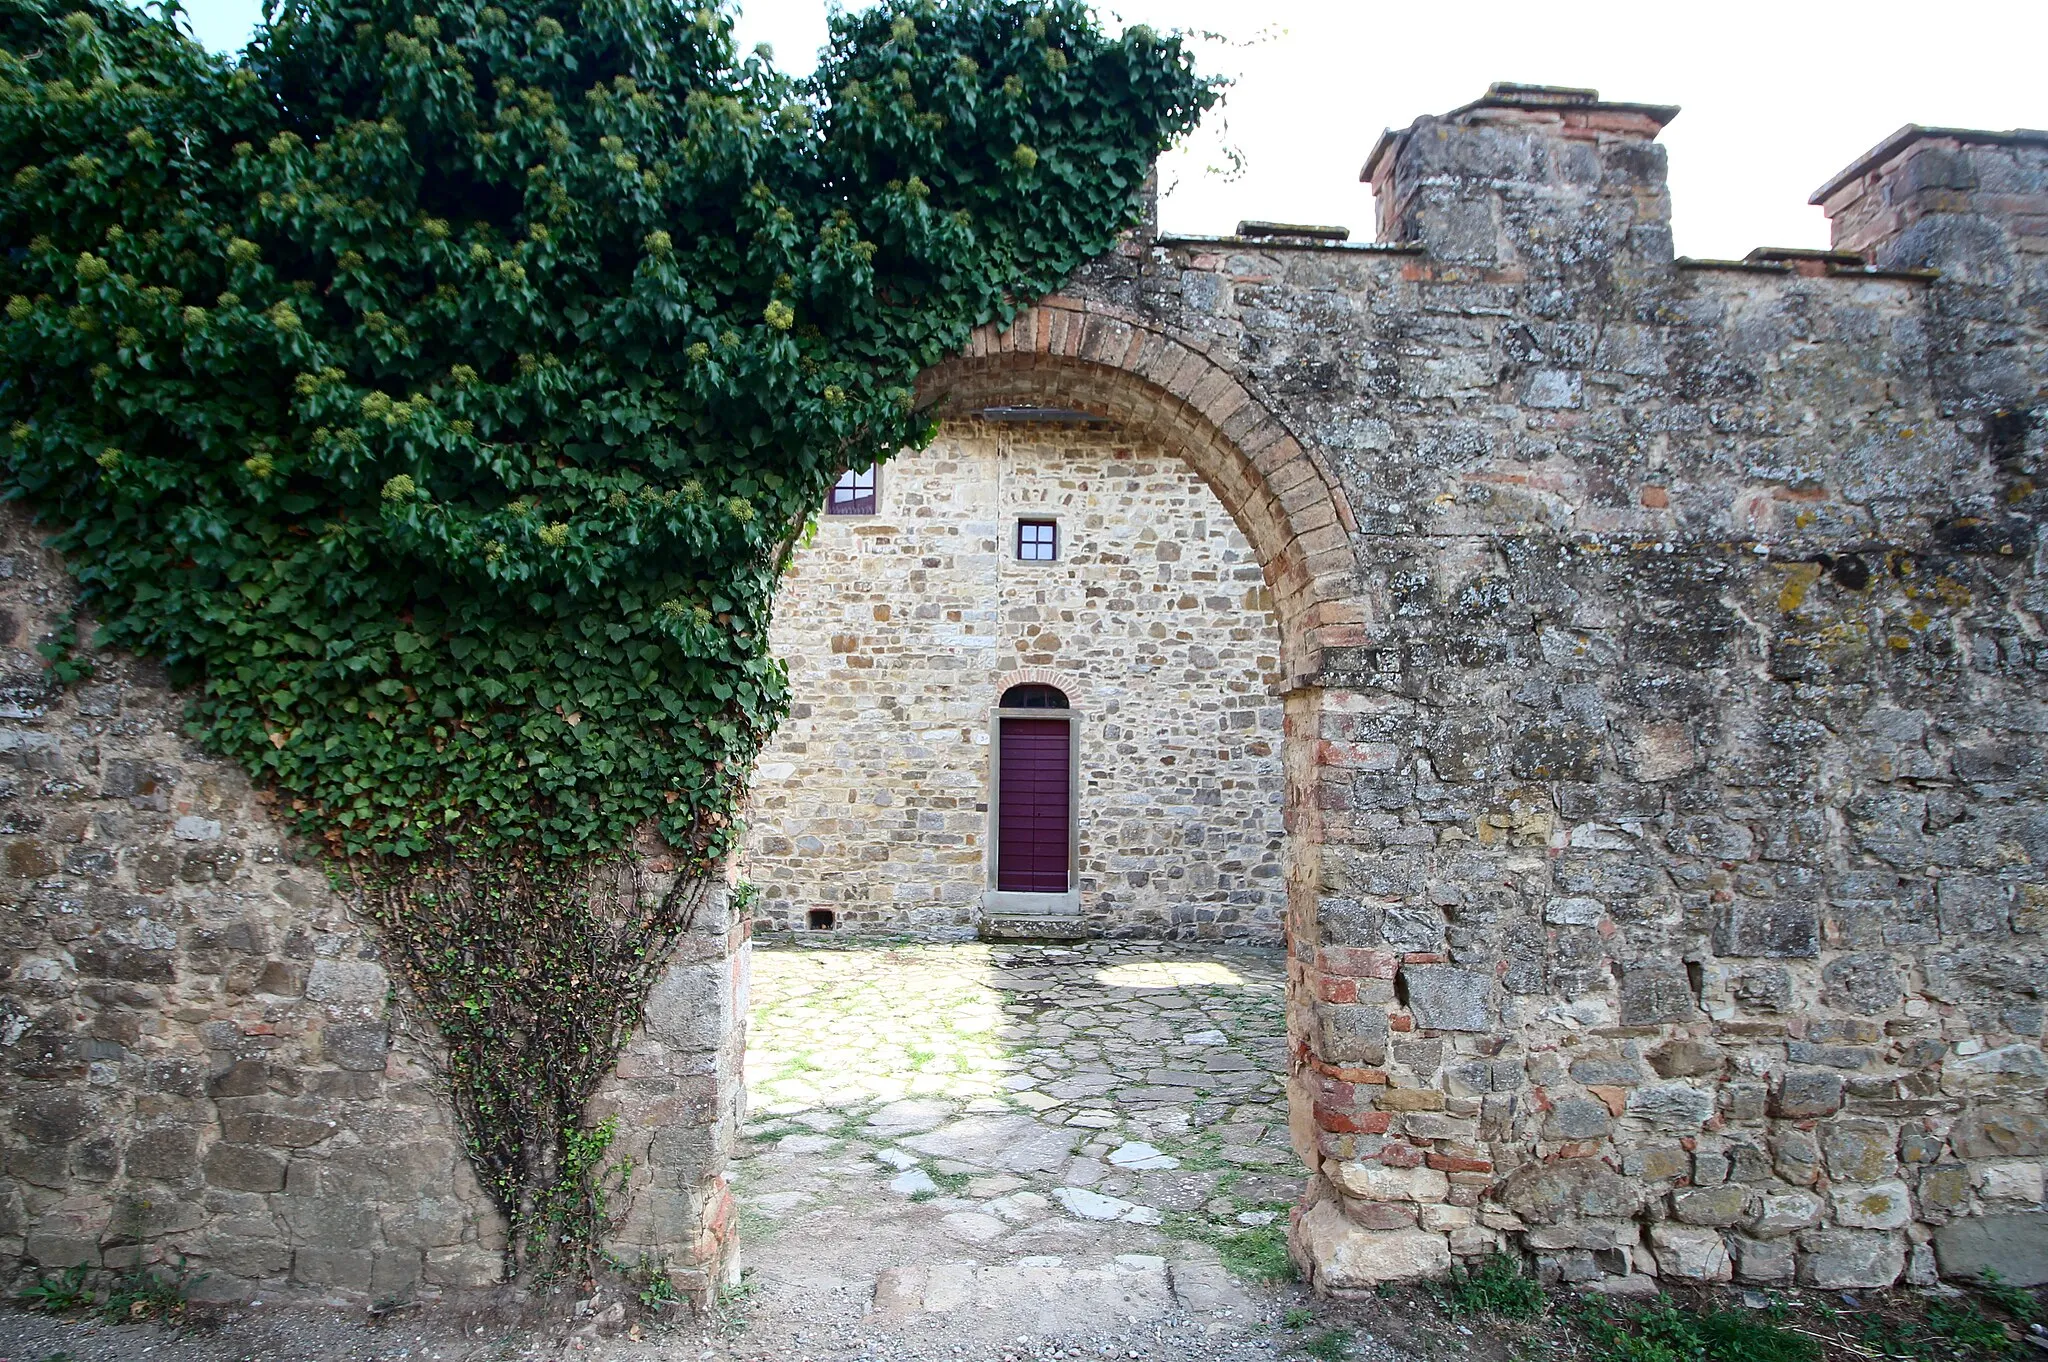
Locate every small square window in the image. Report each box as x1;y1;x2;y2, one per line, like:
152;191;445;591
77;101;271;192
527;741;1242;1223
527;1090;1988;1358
827;466;877;515
1017;519;1058;561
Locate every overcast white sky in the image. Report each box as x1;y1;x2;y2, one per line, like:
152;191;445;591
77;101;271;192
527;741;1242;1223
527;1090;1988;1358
179;0;2046;259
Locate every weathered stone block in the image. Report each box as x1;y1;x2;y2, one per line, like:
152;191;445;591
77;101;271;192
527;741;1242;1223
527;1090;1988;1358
1713;900;1818;958
1946;1044;2048;1094
1498;1159;1644;1224
1544;1096;1613;1141
1523;1219;1638;1251
1830;1181;1912;1230
199;1232;292;1279
218;1105;341;1149
1545;896;1605;926
203;1143;287;1193
1330;1162;1448;1202
1670;1185;1748;1226
381;1197;473;1250
1973;1165;2041;1210
1934;1212;2048;1286
1822;1119;1898;1184
1400;966;1490;1032
15;1091;93;1144
1348;1200;1420;1230
372;1249;424;1299
1773;1070;1844;1119
424;1244;506;1288
1773;1130;1821;1185
1648;1039;1725;1079
70;940;175;983
1733;1234;1795;1283
1798;1228;1904;1288
1619;961;1696;1024
1317;1002;1389;1064
123;1125;200;1181
1951;1106;2048;1159
304;959;388;1010
1622;1146;1690;1181
280;1193;377;1250
292;1247;373;1292
1822;953;1904;1015
642;958;733;1051
1733;966;1791;1012
1748;1190;1823;1238
1917;1162;1971;1216
1570;1050;1650;1086
1649;1223;1731;1280
1296;1201;1450;1289
1378;1087;1444;1112
1626;1082;1715;1130
323;1022;389;1073
1720;1083;1768;1123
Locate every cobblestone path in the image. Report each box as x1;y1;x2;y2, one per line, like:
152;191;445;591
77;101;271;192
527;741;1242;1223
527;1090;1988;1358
710;938;1308;1356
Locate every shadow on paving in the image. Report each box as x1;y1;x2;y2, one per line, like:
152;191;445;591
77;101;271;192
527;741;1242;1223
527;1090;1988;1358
719;936;1307;1351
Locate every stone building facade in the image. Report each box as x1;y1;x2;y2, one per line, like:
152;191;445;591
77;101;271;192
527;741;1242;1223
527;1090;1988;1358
742;420;1287;941
4;82;2048;1302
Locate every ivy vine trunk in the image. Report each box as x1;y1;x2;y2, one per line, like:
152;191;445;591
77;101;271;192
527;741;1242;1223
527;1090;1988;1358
0;0;1214;1279
361;853;716;1279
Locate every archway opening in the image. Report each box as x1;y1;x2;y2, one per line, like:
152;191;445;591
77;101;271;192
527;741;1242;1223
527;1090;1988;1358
727;302;1365;1327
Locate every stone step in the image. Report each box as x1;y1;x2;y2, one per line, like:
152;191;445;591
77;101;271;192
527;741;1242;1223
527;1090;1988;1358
870;1254;1254;1328
978;914;1090;942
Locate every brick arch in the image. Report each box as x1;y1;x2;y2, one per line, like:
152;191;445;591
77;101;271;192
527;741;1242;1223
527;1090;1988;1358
917;296;1365;684
993;666;1083;708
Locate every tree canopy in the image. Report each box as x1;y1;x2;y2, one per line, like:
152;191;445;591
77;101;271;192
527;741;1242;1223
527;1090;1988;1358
0;0;1214;866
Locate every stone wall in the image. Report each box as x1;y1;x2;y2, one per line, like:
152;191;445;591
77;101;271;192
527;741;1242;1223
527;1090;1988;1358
742;420;1287;941
941;87;2048;1292
0;504;747;1303
6;78;2047;1303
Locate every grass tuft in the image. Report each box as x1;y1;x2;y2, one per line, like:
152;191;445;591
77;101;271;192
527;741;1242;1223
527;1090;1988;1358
1299;1326;1353;1360
1431;1253;1545;1319
1567;1293;1818;1362
1164;1213;1296;1285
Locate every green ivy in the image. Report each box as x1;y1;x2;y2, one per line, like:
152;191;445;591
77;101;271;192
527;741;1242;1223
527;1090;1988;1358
0;0;1213;1277
0;0;1212;861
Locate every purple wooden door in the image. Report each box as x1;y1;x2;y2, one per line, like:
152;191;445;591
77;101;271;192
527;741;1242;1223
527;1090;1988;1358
997;718;1070;893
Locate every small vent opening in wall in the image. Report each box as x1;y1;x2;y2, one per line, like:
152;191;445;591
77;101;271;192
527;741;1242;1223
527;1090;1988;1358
807;908;837;931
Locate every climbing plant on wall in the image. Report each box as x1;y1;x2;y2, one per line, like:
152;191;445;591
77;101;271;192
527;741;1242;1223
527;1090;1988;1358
0;0;1213;1279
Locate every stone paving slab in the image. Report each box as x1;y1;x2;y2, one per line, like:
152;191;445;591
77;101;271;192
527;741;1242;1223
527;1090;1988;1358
728;939;1303;1344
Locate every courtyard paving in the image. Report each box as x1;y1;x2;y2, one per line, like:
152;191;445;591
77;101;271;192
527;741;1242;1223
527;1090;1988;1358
711;937;1308;1355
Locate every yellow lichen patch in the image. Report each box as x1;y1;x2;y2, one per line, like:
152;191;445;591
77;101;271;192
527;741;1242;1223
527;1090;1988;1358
1776;562;1823;614
1476;788;1554;849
